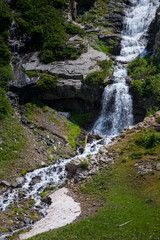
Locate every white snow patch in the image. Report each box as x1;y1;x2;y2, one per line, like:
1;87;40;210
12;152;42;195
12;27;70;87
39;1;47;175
19;187;81;239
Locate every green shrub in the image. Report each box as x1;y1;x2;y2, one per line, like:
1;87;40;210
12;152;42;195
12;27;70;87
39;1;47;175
39;50;55;63
132;79;145;97
36;74;58;90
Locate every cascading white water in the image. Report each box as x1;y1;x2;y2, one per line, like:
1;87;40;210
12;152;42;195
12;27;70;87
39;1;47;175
93;0;159;136
93;65;133;135
118;0;160;62
0;0;159;237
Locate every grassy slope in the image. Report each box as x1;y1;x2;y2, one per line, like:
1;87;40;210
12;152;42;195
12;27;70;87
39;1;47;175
0;114;26;180
28;126;160;240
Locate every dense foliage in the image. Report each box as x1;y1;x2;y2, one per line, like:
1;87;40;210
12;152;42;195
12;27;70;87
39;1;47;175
15;0;83;63
128;55;160;101
0;0;12;90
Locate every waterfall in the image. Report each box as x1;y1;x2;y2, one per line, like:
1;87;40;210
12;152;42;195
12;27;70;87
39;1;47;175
93;0;160;136
0;1;160;237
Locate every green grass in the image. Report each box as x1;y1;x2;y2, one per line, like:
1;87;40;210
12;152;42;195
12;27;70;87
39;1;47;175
66;122;80;149
0;114;26;179
28;164;160;240
28;128;160;240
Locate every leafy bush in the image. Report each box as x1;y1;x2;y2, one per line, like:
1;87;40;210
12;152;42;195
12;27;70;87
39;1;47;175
36;74;58;90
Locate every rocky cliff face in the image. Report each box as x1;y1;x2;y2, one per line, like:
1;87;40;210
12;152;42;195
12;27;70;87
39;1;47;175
8;0;130;117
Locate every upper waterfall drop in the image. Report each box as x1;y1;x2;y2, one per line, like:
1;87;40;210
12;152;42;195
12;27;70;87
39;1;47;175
118;0;160;62
93;0;160;136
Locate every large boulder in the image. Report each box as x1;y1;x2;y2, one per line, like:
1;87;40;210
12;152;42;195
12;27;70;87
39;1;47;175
65;157;82;178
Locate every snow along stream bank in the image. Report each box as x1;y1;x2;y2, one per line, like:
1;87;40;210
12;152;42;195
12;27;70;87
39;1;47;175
19;187;81;239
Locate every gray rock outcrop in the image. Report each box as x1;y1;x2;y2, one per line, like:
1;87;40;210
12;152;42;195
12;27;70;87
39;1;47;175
10;45;109;113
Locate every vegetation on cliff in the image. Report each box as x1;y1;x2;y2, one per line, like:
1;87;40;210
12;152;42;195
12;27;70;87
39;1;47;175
128;54;160;104
84;59;113;85
15;0;83;63
0;0;12;95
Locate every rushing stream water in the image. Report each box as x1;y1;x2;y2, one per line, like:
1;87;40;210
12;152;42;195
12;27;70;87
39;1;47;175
0;0;159;238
